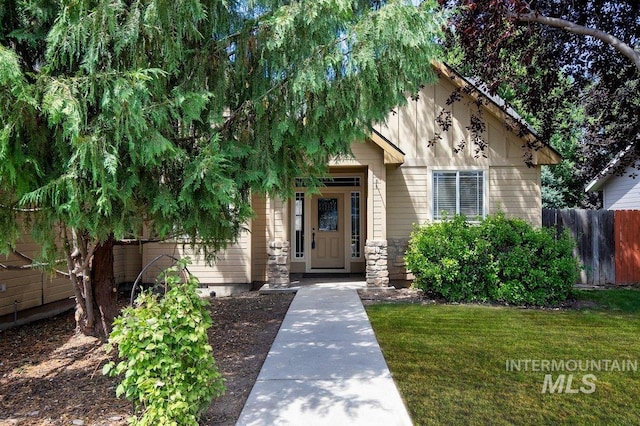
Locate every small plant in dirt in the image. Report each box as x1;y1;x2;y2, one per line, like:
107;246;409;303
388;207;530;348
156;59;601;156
103;259;224;426
405;212;579;305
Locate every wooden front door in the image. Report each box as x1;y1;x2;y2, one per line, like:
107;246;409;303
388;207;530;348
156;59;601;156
311;194;345;269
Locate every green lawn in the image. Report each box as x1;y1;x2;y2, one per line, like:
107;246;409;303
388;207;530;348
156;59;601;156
366;289;640;425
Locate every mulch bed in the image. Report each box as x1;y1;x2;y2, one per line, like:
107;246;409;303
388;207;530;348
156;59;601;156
0;292;295;426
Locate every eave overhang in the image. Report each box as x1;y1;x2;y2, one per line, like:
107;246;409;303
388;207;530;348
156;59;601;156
369;128;405;165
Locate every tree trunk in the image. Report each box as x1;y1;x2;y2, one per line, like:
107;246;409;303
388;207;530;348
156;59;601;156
65;228;118;341
89;234;118;341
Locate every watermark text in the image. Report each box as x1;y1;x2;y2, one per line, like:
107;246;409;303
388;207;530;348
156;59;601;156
506;359;637;373
505;359;637;394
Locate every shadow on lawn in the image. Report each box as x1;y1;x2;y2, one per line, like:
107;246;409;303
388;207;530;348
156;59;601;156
573;288;640;313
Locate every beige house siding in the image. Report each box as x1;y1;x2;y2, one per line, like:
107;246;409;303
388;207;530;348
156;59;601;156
331;141;386;240
141;229;251;285
489;166;542;226
383;163;541;231
1;273;43;316
43;274;73;305
113;245;143;284
0;241;72;317
250;195;289;282
386;166;429;237
251;194;269;282
272;197;289;241
380;75;548;286
378;75;544;232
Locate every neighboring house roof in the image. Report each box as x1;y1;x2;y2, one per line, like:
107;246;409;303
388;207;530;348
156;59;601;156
585;143;637;193
430;62;562;166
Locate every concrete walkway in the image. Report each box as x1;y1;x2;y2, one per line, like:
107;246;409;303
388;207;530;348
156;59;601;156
236;281;412;426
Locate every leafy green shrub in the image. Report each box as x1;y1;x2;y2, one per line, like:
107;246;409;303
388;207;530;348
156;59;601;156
405;215;498;302
406;213;579;305
479;213;579;305
103;260;224;426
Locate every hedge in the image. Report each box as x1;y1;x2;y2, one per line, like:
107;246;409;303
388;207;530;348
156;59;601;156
405;213;579;305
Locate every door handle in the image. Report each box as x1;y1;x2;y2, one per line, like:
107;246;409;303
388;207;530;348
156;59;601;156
312;229;316;249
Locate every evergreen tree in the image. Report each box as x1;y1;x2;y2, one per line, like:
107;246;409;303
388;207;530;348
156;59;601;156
0;0;446;338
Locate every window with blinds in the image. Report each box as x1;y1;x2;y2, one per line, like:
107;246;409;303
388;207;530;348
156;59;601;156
433;171;484;220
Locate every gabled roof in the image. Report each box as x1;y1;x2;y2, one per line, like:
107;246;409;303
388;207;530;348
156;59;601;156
367;62;562;166
585;143;637;193
431;62;562;166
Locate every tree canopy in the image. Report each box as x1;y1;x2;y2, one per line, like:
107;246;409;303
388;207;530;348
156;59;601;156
440;0;639;207
0;0;446;336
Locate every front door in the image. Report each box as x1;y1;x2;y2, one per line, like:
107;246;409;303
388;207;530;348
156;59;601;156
311;194;345;269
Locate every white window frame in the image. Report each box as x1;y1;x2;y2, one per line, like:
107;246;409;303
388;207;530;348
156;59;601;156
430;168;487;222
350;191;362;259
293;192;305;259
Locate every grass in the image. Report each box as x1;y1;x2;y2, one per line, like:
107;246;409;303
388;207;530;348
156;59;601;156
573;288;640;314
366;289;640;425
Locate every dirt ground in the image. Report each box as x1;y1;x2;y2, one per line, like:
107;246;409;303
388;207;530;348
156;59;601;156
0;288;422;426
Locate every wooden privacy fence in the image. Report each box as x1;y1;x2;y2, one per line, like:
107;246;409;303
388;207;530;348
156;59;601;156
542;209;640;285
614;210;640;284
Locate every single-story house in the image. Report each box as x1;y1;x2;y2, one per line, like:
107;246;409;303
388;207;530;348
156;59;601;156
585;143;640;209
1;63;561;318
118;63;562;289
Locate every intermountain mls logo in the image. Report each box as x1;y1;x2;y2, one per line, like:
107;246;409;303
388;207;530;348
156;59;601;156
505;359;638;394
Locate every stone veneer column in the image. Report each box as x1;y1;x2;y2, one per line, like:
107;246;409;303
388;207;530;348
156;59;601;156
365;240;389;287
387;238;413;285
267;240;290;287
